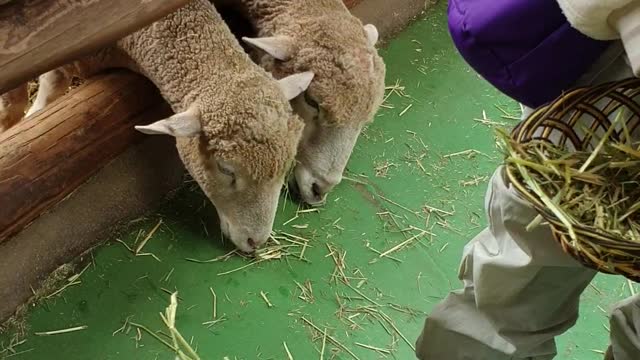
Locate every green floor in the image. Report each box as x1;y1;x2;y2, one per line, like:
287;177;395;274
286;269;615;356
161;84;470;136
1;3;633;359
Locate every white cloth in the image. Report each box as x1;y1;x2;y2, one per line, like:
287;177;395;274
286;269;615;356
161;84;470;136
610;294;640;359
556;0;633;39
415;167;597;360
415;43;640;360
557;0;640;76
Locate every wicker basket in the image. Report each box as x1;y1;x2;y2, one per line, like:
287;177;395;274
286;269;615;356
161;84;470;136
505;77;640;282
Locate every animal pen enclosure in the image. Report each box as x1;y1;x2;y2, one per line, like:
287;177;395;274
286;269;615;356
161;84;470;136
0;0;192;321
1;1;631;359
0;0;426;325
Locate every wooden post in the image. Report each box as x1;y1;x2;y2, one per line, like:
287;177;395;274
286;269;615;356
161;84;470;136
0;71;172;244
0;0;190;93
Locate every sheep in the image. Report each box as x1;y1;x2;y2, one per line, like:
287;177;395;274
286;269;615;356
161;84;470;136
0;0;314;253
217;0;387;206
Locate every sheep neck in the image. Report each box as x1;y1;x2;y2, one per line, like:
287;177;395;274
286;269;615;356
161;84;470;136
116;0;261;114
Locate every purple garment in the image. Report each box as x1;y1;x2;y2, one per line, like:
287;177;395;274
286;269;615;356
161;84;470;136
448;0;612;108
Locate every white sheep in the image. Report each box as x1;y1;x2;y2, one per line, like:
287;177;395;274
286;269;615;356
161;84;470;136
0;0;314;253
223;0;387;205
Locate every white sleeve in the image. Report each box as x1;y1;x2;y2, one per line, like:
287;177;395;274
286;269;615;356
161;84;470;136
556;0;633;39
558;0;640;76
611;2;640;76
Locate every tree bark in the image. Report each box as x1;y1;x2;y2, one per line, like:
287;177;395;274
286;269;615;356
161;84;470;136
0;71;172;244
0;0;190;93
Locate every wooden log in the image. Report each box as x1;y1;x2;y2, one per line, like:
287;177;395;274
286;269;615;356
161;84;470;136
0;0;191;93
0;71;171;244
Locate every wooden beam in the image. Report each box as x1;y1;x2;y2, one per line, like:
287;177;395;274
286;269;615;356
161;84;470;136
0;71;171;244
0;0;190;94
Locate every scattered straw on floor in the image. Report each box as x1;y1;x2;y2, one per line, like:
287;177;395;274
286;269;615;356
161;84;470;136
128;292;201;359
377;230;428;259
1;262;82;340
300;317;360;360
45;263;90;299
185;231;312;276
295;280;315;304
34;325;87;336
326;243;348;285
0;336;31;358
283;341;294;360
354;342;392;356
135;219;163;255
260;291;274;308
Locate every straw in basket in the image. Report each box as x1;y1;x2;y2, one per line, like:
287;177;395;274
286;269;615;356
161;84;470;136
504;78;640;282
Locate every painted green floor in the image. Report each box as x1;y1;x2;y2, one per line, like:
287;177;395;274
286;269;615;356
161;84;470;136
1;2;634;359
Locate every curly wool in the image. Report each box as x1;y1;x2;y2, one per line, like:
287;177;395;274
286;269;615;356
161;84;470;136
239;0;386;127
67;0;302;181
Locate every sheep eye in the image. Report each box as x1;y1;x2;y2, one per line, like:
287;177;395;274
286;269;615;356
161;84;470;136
304;92;319;110
217;162;237;187
217;162;235;178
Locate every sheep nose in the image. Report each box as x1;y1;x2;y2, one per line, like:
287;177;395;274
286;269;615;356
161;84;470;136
311;173;342;200
310;182;329;204
247;236;269;252
311;182;323;198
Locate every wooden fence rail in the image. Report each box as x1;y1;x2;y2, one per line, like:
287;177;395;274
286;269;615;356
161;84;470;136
0;71;170;244
0;0;364;242
0;0;190;94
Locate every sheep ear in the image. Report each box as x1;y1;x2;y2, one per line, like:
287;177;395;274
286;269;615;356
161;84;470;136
242;36;293;60
135;108;201;137
364;24;378;47
277;71;314;100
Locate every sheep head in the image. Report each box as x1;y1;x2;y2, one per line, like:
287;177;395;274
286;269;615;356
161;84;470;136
243;15;386;206
135;72;312;253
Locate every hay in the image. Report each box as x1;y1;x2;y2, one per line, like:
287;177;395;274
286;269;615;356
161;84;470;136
501;110;640;278
259;291;273;308
503;127;639;238
0;336;29;358
300;317;360;360
283;342;294;359
377;230;428;259
295;280;315;304
209;288;218;319
186;231;311;276
130;292;201;359
161;293;201;360
34;325;87;336
135;219;163;255
354;342;392;356
1;263;78;338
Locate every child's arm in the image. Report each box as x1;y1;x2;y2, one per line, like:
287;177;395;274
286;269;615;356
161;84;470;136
558;0;640;75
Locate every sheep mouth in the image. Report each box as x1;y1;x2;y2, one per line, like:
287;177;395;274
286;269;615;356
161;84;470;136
218;218;256;254
286;177;304;203
286;176;326;207
218;216;230;238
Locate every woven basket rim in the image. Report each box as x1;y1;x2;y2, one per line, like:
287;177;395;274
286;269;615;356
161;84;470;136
505;77;640;281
